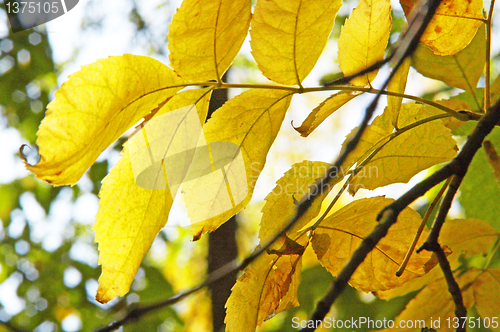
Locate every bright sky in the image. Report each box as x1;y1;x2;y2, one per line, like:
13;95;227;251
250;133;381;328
2;0;497;325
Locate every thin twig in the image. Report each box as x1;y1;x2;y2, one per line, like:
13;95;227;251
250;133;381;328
434;245;467;332
483;140;500;187
396;176;452;277
414;174;466;331
485;0;496;111
417;175;463;252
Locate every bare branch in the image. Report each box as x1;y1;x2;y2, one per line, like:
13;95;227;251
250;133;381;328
433;246;467;332
418;175;463;253
415;174;467;331
397;176;452;276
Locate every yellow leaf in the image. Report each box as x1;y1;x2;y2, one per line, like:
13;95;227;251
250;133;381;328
384;269;479;332
182;89;293;239
440;219;499;267
168;0;251;81
225;244;304;332
293;91;361;137
259;160;334;245
312;197;435;292
27;55;183;186
338;0;391;86
93;89;211;303
93;145;173;304
227;160;332;330
346;103;457;194
474;268;500;331
412;24;485;104
377;219;498;300
400;0;483;56
250;0;342;86
385;57;411;131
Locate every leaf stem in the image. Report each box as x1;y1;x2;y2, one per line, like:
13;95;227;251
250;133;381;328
222;82;468;121
485;0;496;111
162;80;469;121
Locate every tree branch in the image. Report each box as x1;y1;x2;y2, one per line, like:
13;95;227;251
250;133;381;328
415;175;467;331
301;97;500;332
431;243;468;332
417;175;463;253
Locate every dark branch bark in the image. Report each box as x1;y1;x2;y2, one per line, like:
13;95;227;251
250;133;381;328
416;175;467;331
418;175;463;253
208;216;238;332
302;99;500;332
205;73;237;332
434;245;467;332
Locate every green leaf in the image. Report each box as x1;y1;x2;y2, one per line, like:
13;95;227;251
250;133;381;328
460;128;500;230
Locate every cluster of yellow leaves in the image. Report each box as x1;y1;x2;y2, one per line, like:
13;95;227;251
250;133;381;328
25;0;497;327
379;219;500;332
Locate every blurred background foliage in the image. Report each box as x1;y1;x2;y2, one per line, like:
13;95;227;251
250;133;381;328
1;0;500;331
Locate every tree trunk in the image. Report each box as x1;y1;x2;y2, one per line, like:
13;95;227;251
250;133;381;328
206;73;238;332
